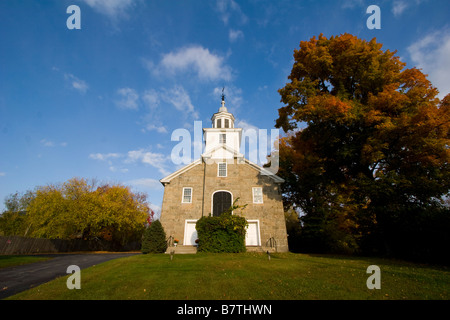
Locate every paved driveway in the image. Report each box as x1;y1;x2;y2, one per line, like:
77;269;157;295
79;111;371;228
0;253;139;299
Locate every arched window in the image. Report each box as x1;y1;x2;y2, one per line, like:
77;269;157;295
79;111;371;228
212;191;232;217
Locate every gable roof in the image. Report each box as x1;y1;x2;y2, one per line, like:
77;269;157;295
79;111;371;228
159;157;284;185
160;159;202;185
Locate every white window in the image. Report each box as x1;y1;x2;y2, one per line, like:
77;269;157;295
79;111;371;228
220;134;226;144
225;119;229;128
218;162;227;177
252;187;263;204
217;119;222;128
182;187;192;203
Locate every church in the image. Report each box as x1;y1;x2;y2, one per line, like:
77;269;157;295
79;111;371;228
159;95;289;252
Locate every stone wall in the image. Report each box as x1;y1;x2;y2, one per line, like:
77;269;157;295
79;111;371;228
160;158;289;252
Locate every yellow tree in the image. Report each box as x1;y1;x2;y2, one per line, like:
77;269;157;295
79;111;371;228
26;178;148;244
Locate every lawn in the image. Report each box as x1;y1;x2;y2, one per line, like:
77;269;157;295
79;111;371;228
7;252;449;300
0;255;51;269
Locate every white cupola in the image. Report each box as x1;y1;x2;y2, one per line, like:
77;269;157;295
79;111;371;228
202;91;243;162
211;94;235;129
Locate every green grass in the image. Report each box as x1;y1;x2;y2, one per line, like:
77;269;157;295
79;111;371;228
7;252;449;300
0;255;51;269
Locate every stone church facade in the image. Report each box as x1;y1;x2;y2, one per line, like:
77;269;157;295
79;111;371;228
159;97;289;252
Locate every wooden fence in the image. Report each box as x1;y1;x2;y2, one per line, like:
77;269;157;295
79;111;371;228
0;236;140;255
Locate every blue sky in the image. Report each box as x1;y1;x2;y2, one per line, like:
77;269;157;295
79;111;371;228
1;0;449;214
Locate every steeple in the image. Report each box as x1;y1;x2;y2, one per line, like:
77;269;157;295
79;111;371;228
202;90;243;161
219;87;227;112
212;88;234;129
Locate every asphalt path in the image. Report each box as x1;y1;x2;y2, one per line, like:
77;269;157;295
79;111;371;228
0;252;139;299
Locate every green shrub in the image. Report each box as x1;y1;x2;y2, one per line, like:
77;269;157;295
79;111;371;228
141;220;167;254
196;199;248;253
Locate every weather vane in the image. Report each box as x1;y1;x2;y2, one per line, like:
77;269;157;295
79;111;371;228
221;87;225;102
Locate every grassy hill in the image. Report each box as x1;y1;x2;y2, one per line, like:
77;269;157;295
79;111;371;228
8;252;449;300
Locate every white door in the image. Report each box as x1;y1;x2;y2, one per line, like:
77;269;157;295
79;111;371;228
245;221;260;246
184;220;198;245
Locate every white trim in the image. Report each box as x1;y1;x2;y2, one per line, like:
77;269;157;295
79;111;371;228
245;220;261;246
217;162;227;177
252;187;263;204
182;187;193;203
211;190;233;216
183;219;198;245
160;159;201;185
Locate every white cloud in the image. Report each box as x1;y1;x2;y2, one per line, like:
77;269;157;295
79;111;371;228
158;46;232;81
143;123;168;133
115;87;139;110
126;178;161;190
89;153;123;161
407;30;450;99
341;0;364;9
213;86;243;110
163;86;198;118
81;0;136;19
229;29;244;42
140;87;196;132
89;149;172;176
125;149;171;176
40;139;54;147
64;73;88;94
0;172;5;177
392;1;408;16
40;139;68;148
215;0;248;25
142;89;160;109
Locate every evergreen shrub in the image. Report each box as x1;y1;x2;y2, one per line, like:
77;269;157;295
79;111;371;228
141;220;167;254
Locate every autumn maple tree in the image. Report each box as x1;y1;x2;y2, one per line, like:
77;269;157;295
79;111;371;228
276;34;450;260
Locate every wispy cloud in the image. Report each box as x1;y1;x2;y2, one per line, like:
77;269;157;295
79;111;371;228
89;153;122;161
0;172;5;177
89;152;126;172
140;86;198;133
64;73;88;94
125;148;171;176
80;0;136;20
89;148;171;176
151;46;232;82
392;0;408;17
126;178;161;190
215;0;248;25
341;0;364;9
407;29;450;99
229;29;244;42
162;86;198;119
115;87;139;110
40;139;68;148
213;86;243;110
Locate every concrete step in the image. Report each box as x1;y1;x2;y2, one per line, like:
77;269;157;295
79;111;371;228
165;245;197;254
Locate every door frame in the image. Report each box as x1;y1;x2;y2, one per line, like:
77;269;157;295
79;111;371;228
211;190;233;216
245;220;261;246
183;219;198;245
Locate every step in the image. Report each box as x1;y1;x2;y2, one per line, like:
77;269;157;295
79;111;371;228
165;245;197;254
